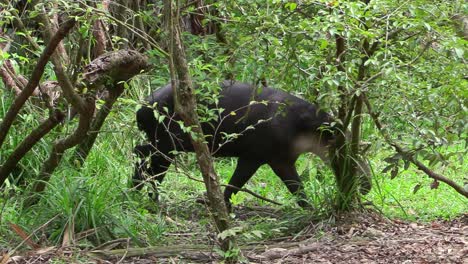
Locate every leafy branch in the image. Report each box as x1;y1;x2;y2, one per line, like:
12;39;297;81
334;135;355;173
363;95;468;198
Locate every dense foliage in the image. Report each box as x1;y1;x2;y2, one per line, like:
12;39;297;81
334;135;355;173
0;0;466;255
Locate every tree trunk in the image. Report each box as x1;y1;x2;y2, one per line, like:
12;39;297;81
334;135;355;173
163;0;236;258
332;31;358;211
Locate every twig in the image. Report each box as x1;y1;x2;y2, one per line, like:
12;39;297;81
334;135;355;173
8;214;61;256
116;238;131;264
183;173;282;206
73;83;125;164
87;244;214;261
92;238;131;251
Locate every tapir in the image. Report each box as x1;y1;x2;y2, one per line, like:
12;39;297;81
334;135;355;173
133;80;371;208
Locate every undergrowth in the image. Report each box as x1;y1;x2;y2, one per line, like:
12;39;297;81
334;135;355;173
0;83;466;252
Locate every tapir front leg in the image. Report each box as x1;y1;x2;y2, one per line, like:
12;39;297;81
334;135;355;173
269;162;311;208
133;144;173;202
133;144;155;190
224;158;263;209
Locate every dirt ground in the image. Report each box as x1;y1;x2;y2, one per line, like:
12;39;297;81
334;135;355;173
3;212;467;263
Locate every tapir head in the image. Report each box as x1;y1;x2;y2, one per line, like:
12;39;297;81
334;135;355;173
293;129;372;195
294;108;372;195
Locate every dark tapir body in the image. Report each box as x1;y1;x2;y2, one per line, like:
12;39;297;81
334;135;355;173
134;81;369;208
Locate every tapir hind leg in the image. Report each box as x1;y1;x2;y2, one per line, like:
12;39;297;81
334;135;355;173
224;158;263;208
269;162;310;208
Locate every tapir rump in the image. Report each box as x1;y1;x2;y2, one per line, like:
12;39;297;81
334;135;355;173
133;81;371;208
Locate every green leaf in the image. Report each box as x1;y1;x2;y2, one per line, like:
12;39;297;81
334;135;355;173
423;22;431;31
0;50;10;60
320;39;328;50
251;230;264;239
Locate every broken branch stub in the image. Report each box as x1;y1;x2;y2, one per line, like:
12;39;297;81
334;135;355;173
83;50;150;88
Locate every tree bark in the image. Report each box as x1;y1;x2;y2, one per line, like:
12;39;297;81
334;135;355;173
114;0;130;49
164;0;236;257
452;14;468;40
74;50;150;165
23;49;148;204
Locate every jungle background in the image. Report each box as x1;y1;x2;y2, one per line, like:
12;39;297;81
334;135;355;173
0;0;466;263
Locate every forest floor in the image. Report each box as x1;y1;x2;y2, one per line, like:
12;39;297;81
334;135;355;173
3;210;466;264
244;212;468;264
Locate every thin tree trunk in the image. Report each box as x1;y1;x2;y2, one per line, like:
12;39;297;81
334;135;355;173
332;31;357;211
332;1;375;210
115;0;129;49
164;0;236;257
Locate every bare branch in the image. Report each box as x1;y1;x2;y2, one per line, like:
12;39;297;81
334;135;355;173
73;84;124;164
182;171;283;206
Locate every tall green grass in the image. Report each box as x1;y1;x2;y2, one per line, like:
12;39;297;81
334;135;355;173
367;147;467;221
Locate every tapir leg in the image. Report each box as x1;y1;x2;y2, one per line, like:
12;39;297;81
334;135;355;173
133;144;155;190
224;158;263;208
133;144;173;201
269;162;310;208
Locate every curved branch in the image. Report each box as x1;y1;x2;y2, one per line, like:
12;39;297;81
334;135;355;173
0;110;65;187
363;95;468;198
184;173;282;206
72;84;125;164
